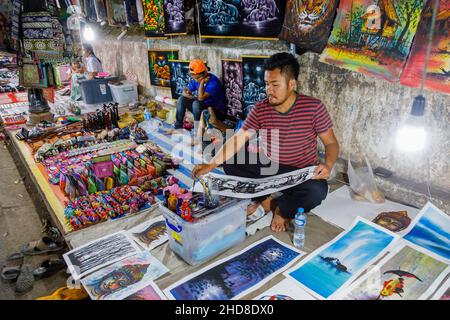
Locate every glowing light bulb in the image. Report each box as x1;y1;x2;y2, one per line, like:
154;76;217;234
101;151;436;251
83;25;95;42
395;95;427;152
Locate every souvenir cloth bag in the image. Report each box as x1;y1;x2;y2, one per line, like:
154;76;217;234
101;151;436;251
20;63;41;87
92;155;114;178
22;11;65;54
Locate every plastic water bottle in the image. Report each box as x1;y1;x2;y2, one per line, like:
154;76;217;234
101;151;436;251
293;208;306;248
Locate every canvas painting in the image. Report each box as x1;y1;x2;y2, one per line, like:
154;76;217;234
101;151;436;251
400;0;450;94
127;215;168;250
82;0;98;22
372;210;412;233
63;231;141;280
279;0;340;53
94;0;108;22
239;0;286;39
403;202;450;262
82;250;169;300
142;0;166;37
106;0;128;26
254;278;316;300
122;280;167;300
338;243;450;300
148;50;179;88
124;0;140;25
285;218;398;299
164;236;304;300
169;60;193;100
320;0;426;82
200;0;241;38
242;56;269;118
222;59;244;120
163;0;186;35
430;277;450;300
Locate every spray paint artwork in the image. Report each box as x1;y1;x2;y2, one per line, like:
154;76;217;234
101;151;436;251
431;277;450;300
148;50;179;88
106;0;128;26
164;236;304;300
122;280;167;300
285;218;397;299
222;59;243;120
169;60;193;100
400;0;450;94
242;56;269;118
279;0;340;53
142;0;165;37
81;250;169;300
163;0;186;35
127;216;168;250
339;244;449;300
320;0;426;82
200;0;284;39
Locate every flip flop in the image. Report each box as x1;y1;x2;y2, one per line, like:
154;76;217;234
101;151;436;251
15;264;34;294
20;236;64;256
246;204;267;222
7;252;24;261
1;266;21;281
33;259;66;279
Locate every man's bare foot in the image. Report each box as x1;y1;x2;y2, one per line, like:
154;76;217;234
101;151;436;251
271;208;289;233
246;196;272;216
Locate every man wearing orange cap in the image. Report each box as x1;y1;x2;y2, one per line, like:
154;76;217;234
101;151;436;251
174;59;227;134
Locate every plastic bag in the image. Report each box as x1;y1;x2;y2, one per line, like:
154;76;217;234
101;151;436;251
347;154;385;203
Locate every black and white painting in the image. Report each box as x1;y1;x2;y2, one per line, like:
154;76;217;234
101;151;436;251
63;231;141;280
169;60;193;100
222;59;244;120
163;0;186;35
200;0;241;37
239;0;285;39
242;55;268;118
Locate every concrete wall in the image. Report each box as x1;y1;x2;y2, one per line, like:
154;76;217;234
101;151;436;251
92;32;450;212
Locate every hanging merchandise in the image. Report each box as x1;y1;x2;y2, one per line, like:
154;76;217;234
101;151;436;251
124;0;140;26
148;50;179;88
106;0;128;27
163;0;186;35
400;0;450;95
320;0;427;82
279;0;340;54
135;0;145;25
242;55;269;118
200;0;285;39
11;0;22;42
168;60;192;99
222;59;244;121
80;0;98;22
142;0;166;38
93;0;108;22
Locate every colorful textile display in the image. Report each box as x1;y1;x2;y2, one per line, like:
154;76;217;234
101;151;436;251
320;0;427;82
400;0;450;94
148;50;179;88
242;56;269;118
279;0;340;53
168;60;192;99
222;59;244;120
200;0;285;39
22;11;65;54
142;0;166;37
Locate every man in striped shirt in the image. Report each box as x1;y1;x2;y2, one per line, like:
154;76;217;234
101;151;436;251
192;52;339;232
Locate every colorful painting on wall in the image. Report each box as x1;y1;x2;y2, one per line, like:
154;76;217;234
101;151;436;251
320;0;426;82
164;236;304;300
200;0;285;39
148;50;179;88
279;0;340;53
82;250;169;300
339;243;450;300
242;56;269;118
400;0;450;94
142;0;166;37
284;218;397;299
122;280;167;300
168;60;192;100
106;0;128;27
127;215;168;250
222;59;243;120
163;0;186;35
403;202;450;262
431;277;450;300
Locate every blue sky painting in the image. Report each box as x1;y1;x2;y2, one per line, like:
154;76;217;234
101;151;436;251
288;219;395;299
404;204;450;261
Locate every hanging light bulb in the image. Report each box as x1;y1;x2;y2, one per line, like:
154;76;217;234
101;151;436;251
82;24;96;42
395;0;439;153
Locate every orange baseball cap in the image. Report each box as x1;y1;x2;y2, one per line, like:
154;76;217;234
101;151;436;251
189;59;208;74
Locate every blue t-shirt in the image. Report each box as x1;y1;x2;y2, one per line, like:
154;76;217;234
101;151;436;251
188;73;226;115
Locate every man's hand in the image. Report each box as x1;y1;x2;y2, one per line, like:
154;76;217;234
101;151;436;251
313;163;332;180
182;88;194;99
192;163;216;178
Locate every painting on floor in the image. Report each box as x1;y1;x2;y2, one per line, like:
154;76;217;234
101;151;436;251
320;0;427;82
338;243;450;300
148;50;179;88
285;218;397;299
279;0;340;53
164;236;304;300
400;0;450;94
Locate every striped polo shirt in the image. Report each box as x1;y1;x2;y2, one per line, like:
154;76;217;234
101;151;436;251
242;94;333;168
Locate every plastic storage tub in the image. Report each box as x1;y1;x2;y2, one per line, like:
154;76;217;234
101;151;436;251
109;80;138;106
78;77;116;105
160;198;250;265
